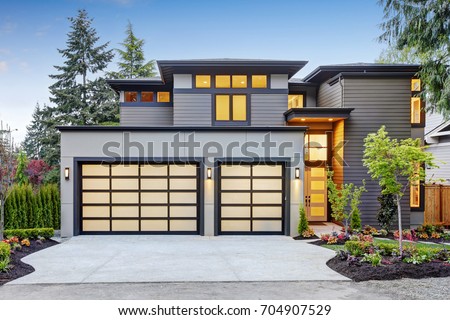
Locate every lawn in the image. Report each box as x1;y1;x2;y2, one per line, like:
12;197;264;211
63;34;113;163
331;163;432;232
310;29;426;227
321;238;450;252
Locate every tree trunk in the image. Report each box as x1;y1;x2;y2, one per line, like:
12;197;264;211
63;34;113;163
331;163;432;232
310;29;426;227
396;193;403;255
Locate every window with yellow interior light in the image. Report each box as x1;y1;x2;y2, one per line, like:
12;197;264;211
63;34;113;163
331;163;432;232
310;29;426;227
304;134;328;162
231;75;247;88
215;94;247;122
124;91;138;102
157;92;170;103
196;75;211;88
288;94;304;109
411;78;422;124
410;163;420;207
251;75;267;88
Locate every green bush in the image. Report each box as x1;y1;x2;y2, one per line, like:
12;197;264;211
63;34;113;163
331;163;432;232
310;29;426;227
344;241;371;257
375;242;399;256
297;205;309;235
0;256;10;272
4;228;54;240
0;242;11;260
361;252;382;266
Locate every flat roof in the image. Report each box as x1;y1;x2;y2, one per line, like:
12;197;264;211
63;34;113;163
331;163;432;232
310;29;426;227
57;126;308;132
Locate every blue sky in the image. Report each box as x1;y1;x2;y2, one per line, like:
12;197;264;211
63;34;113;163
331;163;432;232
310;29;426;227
0;0;387;142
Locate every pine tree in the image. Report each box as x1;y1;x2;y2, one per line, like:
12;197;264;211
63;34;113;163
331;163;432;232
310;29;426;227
109;22;156;79
15;151;29;186
49;9;118;125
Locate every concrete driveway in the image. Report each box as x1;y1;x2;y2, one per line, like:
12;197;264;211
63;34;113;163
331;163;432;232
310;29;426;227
8;235;348;284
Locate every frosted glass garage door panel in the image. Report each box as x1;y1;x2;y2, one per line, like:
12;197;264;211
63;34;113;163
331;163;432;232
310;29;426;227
112;206;139;218
111;164;139;176
221;165;251;176
111;179;139;190
253;207;282;218
252;165;282;176
82;179;109;190
221;220;251;232
83;220;110;231
83;206;110;218
169;164;197;176
221;179;250;190
170;220;197;231
141;220;168;231
111;220;139;231
170;192;197;204
141;179;168;190
253;220;282;232
221;206;251;218
170;206;197;218
82;192;110;204
252;179;282;190
169;179;197;190
111;192;139;204
141;206;168;217
141;193;168;204
221;193;251;204
82;164;109;176
253;193;282;204
140;165;168;176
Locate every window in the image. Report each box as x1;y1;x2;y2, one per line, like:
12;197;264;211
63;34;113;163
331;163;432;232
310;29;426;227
124;91;138;102
141;92;154;102
232;75;247;88
215;94;247;122
252;75;267;88
196;75;211;88
215;75;230;88
411;79;421;92
288;94;304;109
410;163;420;207
304;134;327;161
157;92;170;102
411;97;421;124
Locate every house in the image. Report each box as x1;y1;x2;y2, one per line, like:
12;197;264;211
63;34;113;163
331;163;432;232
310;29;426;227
425;112;450;184
58;59;424;237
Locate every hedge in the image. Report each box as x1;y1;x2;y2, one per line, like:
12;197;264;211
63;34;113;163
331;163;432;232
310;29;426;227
3;228;54;240
4;184;60;230
0;242;11;260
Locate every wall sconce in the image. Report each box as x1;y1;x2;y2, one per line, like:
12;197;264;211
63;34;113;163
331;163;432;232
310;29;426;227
64;167;70;180
295;168;300;179
207;168;212;179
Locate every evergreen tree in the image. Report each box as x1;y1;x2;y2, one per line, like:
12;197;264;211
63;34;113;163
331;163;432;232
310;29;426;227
109;22;156;79
49;9;118;125
15;151;29;186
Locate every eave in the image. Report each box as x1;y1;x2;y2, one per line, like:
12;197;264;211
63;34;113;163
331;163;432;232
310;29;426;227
284;107;355;123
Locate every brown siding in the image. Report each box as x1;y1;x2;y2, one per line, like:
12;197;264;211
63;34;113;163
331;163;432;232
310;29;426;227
120;107;173;126
318;81;342;107
343;77;413;227
251;94;287;126
332;119;345;186
173;94;212;126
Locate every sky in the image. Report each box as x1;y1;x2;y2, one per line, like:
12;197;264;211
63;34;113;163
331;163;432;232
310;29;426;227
0;0;388;143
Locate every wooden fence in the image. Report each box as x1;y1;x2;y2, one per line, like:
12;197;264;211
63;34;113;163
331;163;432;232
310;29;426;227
424;185;450;225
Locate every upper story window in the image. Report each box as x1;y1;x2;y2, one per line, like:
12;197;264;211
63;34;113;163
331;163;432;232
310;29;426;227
410;78;422;124
232;75;247;88
410;163;420;208
141;92;154;102
215;94;247;122
411;79;421;92
196;75;211;88
124;91;138;102
288;94;304;109
157;92;170;103
252;75;267;88
215;75;231;88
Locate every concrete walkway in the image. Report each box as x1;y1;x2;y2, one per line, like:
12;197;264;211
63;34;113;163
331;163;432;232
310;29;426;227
8;235;348;284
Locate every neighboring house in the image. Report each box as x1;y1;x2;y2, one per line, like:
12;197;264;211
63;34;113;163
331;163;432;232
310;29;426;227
425;112;450;184
58;59;424;237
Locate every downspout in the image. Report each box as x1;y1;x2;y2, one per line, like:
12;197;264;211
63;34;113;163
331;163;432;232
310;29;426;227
338;75;344;108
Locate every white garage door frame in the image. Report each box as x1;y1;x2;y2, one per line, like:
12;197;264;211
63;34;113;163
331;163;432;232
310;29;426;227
73;157;204;236
214;158;291;236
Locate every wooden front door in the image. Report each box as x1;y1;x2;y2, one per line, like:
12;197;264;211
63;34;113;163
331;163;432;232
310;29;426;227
304;166;328;222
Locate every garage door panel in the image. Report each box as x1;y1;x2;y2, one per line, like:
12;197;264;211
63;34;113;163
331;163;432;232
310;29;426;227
111;206;139;218
170;220;197;231
83;206;110;218
111;179;139;190
221;165;251;176
141;192;168;204
221;206;251;218
253;193;282;204
252;179;282;190
140;164;168;176
221;220;251;232
252;165;282;176
141;179;168;190
112;192;139;204
221;179;251;190
170;206;197;218
141;220;168;231
82;164;109;176
221;192;251;204
111;220;139;231
111;164;139;176
141;206;168;218
170;192;197;204
82;178;109;190
169;178;197;190
253;220;282;232
83;192;110;204
169;164;197;176
253;207;282;218
83;220;110;231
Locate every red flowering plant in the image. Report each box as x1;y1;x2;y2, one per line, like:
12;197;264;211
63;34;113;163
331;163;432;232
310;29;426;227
394;229;417;242
25;159;51;186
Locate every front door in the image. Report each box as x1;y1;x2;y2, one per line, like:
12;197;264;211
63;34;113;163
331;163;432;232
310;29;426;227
304;166;327;221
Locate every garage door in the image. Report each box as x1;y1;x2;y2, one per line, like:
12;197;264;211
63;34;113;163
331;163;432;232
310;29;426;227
80;162;199;234
219;163;285;234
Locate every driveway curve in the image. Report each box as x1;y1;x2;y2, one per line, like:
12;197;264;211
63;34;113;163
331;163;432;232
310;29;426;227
9;235;348;284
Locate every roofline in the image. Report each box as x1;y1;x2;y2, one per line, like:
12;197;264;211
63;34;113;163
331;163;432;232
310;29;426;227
284;107;355;122
157;59;308;68
57;126;308;132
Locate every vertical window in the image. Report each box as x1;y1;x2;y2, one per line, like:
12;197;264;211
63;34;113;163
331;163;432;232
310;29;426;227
411;79;421;92
157;92;170;102
411;97;421;124
288;94;304;109
410;163;420;207
232;75;247;88
124;91;138;102
252;75;267;88
141;92;154;102
215;75;231;88
196;75;211;88
215;95;247;122
304;134;328;161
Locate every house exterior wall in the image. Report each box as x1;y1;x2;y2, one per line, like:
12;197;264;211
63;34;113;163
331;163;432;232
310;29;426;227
251;94;287;126
173;94;212;126
342;77;413;227
426;142;450;184
60;129;304;237
317;80;342;107
120;107;173;126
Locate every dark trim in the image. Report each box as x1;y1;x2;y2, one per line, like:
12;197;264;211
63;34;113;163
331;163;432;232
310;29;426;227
58;126;308;132
121;103;172;107
174;88;287;94
284;107;354;122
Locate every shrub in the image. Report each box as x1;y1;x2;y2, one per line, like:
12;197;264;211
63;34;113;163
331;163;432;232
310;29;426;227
363;225;378;235
394;229;417;241
0;256;11;272
0;242;11;260
376;192;397;231
297;205;309;235
3;228;54;240
361;252;382;266
21;239;30;247
344;240;371;257
378;229;388;237
327;236;338;244
375;242;399;256
301;228;315;238
320;233;331;242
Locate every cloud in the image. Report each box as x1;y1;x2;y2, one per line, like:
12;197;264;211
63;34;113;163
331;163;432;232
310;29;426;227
0;61;8;73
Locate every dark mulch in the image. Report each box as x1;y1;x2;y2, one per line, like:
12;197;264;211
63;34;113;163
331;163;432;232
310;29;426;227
0;239;59;286
293;235;319;240
327;256;450;282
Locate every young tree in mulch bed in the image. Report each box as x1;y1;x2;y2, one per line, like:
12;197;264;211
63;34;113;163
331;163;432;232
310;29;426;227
293;205;318;240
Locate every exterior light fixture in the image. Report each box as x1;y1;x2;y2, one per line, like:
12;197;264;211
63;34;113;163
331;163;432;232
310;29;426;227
64;167;70;180
328;118;334;121
300;118;306;122
207;168;212;179
295;168;300;179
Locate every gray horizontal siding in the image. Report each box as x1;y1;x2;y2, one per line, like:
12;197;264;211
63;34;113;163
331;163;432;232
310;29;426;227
120;107;173;126
343;77;413;227
318;81;342;107
425;112;444;134
426;142;450;184
251;94;287;126
173;94;211;126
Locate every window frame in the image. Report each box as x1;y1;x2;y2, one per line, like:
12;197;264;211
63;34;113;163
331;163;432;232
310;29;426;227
288;93;305;109
411;78;425;127
213;94;250;126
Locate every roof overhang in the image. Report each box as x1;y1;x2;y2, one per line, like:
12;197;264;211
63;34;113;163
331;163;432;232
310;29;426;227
284;107;354;123
57;125;308;132
106;79;165;92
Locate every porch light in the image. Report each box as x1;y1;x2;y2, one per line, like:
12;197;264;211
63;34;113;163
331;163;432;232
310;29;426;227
300;118;306;122
207;168;212;179
64;167;70;180
295;168;300;179
328;118;333;121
